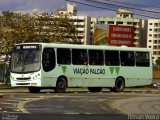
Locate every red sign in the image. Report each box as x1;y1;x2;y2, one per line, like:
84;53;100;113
108;25;134;47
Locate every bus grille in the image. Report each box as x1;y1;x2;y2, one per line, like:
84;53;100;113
16;77;31;80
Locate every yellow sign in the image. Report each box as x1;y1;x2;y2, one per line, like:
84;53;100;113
93;28;108;45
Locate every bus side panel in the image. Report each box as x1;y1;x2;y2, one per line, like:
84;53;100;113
61;65;116;87
41;69;57;87
120;67;152;87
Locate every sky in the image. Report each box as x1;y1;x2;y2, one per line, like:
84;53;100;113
0;0;160;19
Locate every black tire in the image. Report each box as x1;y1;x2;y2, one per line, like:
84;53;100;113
28;87;40;93
114;78;125;92
88;87;102;92
54;77;67;93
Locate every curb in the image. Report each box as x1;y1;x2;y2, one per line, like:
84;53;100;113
0;94;3;98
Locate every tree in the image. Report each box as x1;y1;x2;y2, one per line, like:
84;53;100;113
0;11;36;55
34;13;80;43
0;11;81;55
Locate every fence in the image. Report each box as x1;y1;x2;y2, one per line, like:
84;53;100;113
0;65;10;84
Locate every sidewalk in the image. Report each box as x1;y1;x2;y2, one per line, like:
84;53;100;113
0;87;159;93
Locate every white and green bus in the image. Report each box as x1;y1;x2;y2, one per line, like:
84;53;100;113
10;43;153;93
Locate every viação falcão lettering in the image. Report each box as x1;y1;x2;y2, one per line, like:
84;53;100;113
73;68;105;76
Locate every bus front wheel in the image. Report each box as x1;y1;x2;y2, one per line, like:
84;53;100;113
28;87;40;93
54;77;67;93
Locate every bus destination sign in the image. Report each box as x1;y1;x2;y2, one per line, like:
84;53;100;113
16;45;40;50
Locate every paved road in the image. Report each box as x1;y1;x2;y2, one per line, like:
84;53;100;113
0;88;160;120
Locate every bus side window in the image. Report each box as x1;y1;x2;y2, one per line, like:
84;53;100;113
42;48;55;72
105;51;119;66
120;51;135;66
72;49;88;65
89;50;104;65
136;52;150;67
57;48;71;64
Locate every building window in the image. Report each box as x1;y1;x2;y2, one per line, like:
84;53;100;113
154;34;158;38
154;46;157;49
149;23;152;25
117;21;123;25
149;40;152;42
127;22;132;25
154;29;158;32
154;40;158;44
154;23;158;26
108;21;114;24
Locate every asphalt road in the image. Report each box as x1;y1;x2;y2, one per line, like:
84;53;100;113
0;88;160;120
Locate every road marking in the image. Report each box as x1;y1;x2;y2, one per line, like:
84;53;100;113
17;96;54;113
64;112;80;114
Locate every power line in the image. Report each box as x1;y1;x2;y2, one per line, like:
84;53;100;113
103;0;160;10
65;0;159;18
83;0;160;14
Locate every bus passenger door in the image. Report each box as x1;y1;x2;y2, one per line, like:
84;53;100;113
42;48;56;86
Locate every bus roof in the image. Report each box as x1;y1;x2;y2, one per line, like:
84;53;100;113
17;43;152;52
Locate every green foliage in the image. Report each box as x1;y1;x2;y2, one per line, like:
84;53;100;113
0;11;36;54
0;11;80;55
156;59;160;65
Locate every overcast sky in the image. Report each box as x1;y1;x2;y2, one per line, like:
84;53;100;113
0;0;160;19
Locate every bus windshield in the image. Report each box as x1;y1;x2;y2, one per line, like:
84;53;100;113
11;46;41;73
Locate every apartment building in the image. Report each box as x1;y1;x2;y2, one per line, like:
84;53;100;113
70;16;91;45
147;19;160;64
97;8;147;47
56;3;77;16
56;3;91;45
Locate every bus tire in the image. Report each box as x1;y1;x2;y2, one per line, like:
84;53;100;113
88;87;102;92
54;77;67;93
114;77;125;92
28;87;40;93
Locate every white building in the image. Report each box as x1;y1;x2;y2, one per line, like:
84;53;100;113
56;3;77;16
70;16;91;44
97;8;147;47
147;19;160;64
56;3;91;45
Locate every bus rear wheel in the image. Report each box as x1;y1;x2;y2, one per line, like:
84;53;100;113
109;78;125;92
54;77;67;93
88;87;102;92
114;78;125;92
28;87;40;93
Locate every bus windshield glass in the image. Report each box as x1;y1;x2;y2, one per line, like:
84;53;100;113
11;45;41;73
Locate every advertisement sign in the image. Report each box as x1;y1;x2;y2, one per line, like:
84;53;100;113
93;28;108;45
108;25;134;47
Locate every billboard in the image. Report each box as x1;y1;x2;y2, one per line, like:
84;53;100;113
93;28;108;45
108;25;134;47
93;24;108;45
